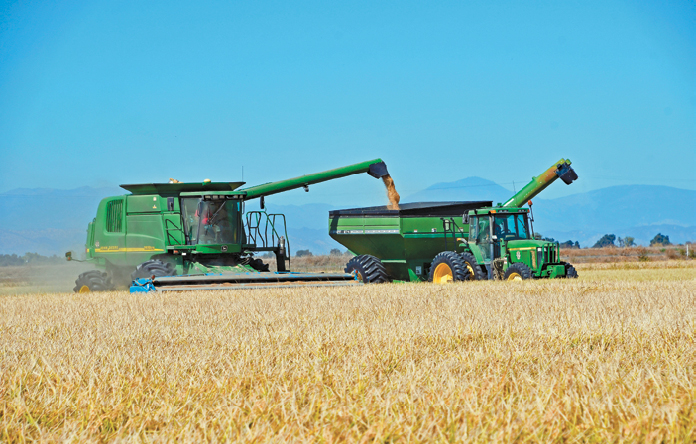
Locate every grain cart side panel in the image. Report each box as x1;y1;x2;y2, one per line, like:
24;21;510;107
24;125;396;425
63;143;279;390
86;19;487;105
329;201;491;281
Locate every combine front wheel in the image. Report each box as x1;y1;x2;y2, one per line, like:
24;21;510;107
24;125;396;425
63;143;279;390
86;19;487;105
73;271;114;293
344;255;390;284
503;263;532;281
131;260;176;281
428;252;470;284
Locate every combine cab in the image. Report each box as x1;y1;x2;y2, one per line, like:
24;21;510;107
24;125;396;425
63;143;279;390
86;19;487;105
67;159;391;292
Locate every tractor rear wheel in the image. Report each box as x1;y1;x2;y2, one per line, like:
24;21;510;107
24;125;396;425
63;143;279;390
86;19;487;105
504;263;532;281
428;251;470;284
459;252;484;280
344;255;390;284
73;270;114;293
561;262;579;278
131;260;176;281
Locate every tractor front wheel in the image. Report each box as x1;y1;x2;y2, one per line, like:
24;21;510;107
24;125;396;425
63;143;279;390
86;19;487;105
503;263;532;281
428;251;470;284
562;262;579;278
344;255;390;284
131;260;176;281
73;270;114;293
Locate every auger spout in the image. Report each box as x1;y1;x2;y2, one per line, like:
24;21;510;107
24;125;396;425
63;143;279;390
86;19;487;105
501;158;578;208
241;159;389;200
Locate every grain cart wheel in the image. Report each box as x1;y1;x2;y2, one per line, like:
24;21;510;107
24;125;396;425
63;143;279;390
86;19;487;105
503;263;532;281
73;270;114;293
561;262;579;278
428;252;470;284
344;255;390;284
131;259;176;281
459;252;484;281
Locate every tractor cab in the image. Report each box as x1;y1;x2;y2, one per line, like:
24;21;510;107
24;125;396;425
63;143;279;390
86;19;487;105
466;207;566;279
468;208;531;261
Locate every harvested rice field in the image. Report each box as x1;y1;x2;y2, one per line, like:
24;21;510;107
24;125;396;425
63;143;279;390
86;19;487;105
0;261;694;442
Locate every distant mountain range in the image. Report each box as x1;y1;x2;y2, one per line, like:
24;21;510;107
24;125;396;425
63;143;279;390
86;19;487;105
0;180;693;255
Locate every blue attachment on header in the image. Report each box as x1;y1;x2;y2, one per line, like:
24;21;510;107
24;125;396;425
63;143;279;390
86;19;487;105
130;278;156;293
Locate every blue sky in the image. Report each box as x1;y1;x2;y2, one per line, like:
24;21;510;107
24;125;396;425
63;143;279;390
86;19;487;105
1;0;694;207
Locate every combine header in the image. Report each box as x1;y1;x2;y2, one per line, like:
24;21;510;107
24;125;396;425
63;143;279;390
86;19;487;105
67;159;391;292
329;158;579;282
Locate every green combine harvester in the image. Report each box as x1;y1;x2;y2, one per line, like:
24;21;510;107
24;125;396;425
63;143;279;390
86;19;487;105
329;158;579;282
66;159;391;292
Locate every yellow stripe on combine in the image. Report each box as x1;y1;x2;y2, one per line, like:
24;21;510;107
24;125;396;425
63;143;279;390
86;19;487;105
94;247;165;253
508;247;536;251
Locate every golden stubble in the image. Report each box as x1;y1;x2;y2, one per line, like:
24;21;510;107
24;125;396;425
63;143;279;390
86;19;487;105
0;277;694;442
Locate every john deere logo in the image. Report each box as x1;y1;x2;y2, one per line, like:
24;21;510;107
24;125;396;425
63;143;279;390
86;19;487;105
516;251;521;260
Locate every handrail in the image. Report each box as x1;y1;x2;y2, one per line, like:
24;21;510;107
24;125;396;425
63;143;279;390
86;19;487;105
245;211;291;258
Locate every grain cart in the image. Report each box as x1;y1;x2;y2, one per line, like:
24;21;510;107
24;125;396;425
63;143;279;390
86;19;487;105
329;159;579;282
66;159;391;292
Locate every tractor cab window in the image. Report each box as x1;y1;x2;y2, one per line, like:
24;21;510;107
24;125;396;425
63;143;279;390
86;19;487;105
493;213;530;240
477;217;491;243
468;215;493;243
181;198;240;245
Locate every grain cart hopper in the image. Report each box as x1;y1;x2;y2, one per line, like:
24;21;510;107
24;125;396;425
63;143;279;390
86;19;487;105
66;159;391;292
329;158;578;282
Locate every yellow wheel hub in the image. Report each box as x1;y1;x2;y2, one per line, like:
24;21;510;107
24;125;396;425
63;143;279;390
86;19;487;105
355;271;364;282
433;263;454;284
78;285;90;293
465;264;474;280
507;272;523;281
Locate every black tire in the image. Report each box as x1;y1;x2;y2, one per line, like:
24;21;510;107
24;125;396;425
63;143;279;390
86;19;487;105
131;259;176;281
561;262;578;278
428;251;470;283
459;252;484;281
344;255;390;284
73;270;114;293
503;263;533;281
249;257;270;272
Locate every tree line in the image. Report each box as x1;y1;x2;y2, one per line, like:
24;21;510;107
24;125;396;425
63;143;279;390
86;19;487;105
0;253;65;267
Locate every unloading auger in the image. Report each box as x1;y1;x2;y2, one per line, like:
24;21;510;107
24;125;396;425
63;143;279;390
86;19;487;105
65;159;391;292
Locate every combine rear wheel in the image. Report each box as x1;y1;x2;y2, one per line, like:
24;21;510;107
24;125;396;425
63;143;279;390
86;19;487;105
459;252;484;280
73;271;114;293
131;260;176;281
503;263;532;281
428;251;470;284
344;255;390;283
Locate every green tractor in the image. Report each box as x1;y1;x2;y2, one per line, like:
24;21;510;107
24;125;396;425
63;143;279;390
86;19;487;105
66;159;391;292
329;158;579;282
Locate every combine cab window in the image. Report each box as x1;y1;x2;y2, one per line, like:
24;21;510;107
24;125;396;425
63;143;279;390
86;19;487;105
181;198;241;245
493;213;530;240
